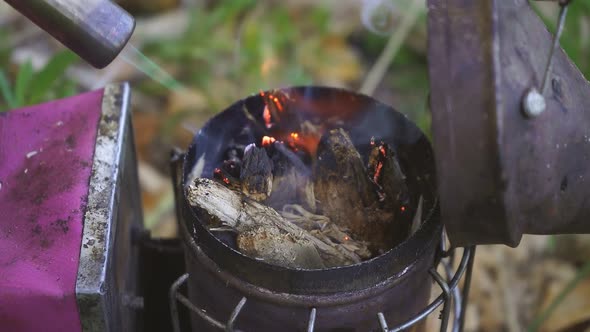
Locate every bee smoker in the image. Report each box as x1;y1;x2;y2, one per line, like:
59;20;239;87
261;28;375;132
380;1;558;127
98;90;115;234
1;0;589;331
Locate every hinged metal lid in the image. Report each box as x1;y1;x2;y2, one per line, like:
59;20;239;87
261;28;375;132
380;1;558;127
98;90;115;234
427;0;590;247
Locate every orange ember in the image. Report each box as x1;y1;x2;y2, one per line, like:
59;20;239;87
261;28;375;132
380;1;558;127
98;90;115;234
373;162;384;184
214;168;231;185
290;132;300;140
273;97;284;112
262;136;276;147
400;206;406;212
343;236;350;241
263;106;272;128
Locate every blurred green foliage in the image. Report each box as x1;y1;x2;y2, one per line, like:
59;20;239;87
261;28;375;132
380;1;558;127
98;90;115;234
141;2;342;110
534;1;590;79
0;50;79;112
354;15;431;136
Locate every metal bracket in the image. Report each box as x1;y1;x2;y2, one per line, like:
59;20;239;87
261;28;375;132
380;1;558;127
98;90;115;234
428;0;590;247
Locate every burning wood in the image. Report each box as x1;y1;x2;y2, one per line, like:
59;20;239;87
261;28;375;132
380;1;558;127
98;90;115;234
313;129;409;253
266;142;316;212
313;129;377;244
186;99;414;268
187;178;362;268
368;140;409;210
239;144;273;201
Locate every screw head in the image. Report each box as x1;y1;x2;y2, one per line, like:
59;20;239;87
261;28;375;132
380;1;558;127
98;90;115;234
522;88;546;118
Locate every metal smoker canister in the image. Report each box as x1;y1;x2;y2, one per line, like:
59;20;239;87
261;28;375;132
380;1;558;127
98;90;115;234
175;86;443;331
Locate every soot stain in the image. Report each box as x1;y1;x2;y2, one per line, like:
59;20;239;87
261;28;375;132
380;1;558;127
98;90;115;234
40;236;54;249
65;135;76;149
560;175;568;192
7;120;94;254
31;224;42;235
51;218;70;234
9;128;90;209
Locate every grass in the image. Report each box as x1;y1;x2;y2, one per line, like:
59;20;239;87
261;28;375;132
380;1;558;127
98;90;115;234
0;50;79;111
533;0;590;80
528;260;590;332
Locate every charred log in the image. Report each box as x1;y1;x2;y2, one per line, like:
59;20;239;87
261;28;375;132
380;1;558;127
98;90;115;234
266;142;316;212
367;141;409;210
240;144;273;201
313;129;377;243
366;141;411;248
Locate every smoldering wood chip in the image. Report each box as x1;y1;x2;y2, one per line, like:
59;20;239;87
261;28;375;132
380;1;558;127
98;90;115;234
240;144;273;201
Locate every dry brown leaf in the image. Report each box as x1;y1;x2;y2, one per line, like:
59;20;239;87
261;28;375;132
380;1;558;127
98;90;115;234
538;274;590;332
132;111;162;161
554;234;590;265
296;35;363;86
138;161;168;194
166;88;207;114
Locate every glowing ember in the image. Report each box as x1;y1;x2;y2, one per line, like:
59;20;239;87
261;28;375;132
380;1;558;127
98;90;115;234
261;136;276;147
213;168;231;185
343;236;350;241
273;98;284;112
263;106;272;128
290;132;300;140
400;206;406;212
373;162;384;184
371;142;388;184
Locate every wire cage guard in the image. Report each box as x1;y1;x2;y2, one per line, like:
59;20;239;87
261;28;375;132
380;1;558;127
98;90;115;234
168;239;476;332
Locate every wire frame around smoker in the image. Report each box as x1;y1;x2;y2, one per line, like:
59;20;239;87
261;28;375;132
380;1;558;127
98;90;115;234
168;236;476;332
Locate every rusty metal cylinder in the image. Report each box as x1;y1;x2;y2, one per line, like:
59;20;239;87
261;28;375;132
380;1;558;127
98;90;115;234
175;87;443;331
5;0;135;68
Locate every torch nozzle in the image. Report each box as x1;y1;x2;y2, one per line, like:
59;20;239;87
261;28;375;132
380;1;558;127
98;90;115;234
5;0;136;69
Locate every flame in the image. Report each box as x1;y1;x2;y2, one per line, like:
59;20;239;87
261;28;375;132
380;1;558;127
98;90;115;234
261;136;276;147
259;90;322;155
285;132;320;155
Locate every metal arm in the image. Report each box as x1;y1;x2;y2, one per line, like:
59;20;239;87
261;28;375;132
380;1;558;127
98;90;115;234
5;0;135;68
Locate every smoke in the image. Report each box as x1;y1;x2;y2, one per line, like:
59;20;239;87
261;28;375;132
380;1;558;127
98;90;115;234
360;0;397;36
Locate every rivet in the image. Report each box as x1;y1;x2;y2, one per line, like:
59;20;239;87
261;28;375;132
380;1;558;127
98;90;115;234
522;88;546;118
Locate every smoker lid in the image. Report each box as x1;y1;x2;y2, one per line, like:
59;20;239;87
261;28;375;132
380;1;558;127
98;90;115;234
427;0;590;247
